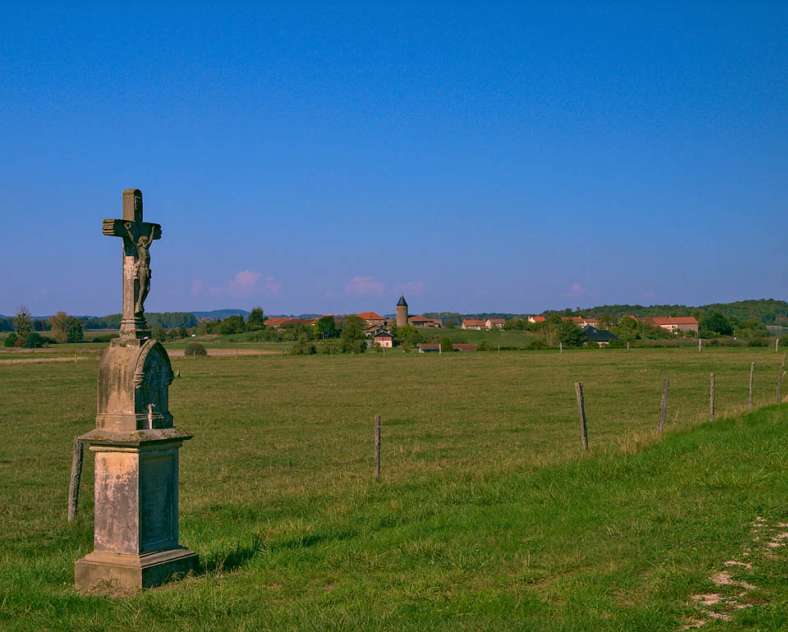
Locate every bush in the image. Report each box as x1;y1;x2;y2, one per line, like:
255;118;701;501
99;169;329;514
23;332;46;348
184;342;208;357
319;340;342;354
4;333;18;347
290;337;317;355
525;339;548;350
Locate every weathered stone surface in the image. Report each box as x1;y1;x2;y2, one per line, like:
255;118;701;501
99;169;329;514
96;338;174;432
75;548;198;596
75;189;196;595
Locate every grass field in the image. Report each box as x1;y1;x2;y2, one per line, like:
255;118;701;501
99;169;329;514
0;348;786;630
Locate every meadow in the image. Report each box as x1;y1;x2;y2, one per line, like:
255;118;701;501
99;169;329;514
0;346;786;630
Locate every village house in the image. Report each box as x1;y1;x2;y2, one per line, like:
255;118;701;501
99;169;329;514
369;327;393;349
265;317;317;329
528;315;546;324
485;318;506;329
418;342;442;353
646;316;699;334
408;315;443;328
461;319;486;330
582;325;617;347
357;311;385;329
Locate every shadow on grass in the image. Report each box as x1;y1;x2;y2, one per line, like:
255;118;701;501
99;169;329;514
272;527;358;552
199;535;265;575
197;526;359;575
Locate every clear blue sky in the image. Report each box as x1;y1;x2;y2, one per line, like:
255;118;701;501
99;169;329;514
2;2;787;316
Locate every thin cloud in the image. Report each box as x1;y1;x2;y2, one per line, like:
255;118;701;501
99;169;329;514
192;271;281;300
565;282;586;298
345;275;385;297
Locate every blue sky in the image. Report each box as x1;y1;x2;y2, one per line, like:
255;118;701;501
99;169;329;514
1;2;787;316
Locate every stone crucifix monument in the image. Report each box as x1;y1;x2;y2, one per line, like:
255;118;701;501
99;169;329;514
75;188;198;594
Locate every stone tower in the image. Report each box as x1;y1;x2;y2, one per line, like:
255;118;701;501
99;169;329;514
396;295;409;328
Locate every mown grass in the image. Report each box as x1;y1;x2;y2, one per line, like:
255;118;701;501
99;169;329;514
0;348;785;630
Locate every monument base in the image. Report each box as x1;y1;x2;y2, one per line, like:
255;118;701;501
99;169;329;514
75;547;198;594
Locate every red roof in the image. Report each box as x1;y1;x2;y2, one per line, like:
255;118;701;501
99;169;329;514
463;319;486;327
487;318;506;324
266;317;293;327
453;343;478;352
530;315;546;322
266;317;315;327
357;311;384;320
650;316;698;326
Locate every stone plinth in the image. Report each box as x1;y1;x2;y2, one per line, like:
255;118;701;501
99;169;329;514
75;429;197;594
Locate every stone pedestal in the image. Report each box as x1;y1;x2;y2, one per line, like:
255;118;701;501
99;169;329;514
75;336;197;594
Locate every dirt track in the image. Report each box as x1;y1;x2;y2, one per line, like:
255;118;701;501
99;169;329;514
0;347;281;365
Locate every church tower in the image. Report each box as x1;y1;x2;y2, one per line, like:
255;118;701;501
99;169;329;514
396;295;409;328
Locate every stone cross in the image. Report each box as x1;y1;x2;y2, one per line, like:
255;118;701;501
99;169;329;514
103;189;162;338
75;188;197;594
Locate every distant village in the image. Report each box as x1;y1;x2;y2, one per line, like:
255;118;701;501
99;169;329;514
259;295;702;352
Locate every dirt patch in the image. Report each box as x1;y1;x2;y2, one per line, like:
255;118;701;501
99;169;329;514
0;356;91;365
168;348;281;357
683;516;784;629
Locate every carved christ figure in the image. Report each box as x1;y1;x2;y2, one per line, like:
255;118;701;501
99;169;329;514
126;223;155;315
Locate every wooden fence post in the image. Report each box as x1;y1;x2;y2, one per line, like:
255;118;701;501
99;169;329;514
698;338;702;352
374;415;382;481
709;372;716;421
777;354;786;404
626;341;630;352
658;377;669;433
559;342;563;354
748;362;754;411
575;382;589;450
67;438;84;522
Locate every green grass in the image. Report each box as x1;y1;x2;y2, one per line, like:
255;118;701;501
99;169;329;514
0;348;786;630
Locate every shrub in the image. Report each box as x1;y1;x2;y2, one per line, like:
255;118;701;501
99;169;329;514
319;340;342;354
23;332;46;348
290;337;317;355
525;339;548;350
184;342;208;357
4;333;18;347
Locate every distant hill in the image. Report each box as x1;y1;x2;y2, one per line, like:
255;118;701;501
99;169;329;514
558;299;788;325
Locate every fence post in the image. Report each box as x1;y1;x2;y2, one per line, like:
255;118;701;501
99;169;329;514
698;338;702;352
658;377;669;433
374;414;382;481
748;362;754;411
67;438;84;522
559;342;563;354
626;341;630;352
709;372;716;421
575;382;589;450
777;354;786;404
